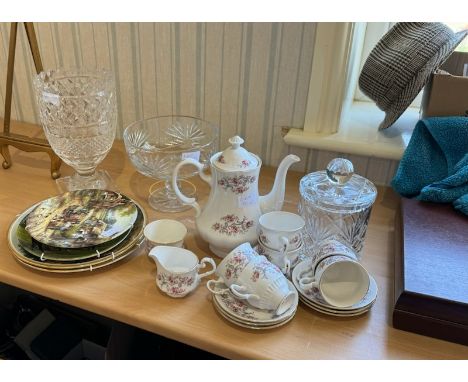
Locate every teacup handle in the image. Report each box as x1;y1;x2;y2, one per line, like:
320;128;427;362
206;278;229;295
279;236;289;253
283;258;292;277
230;284;260;302
298;276;318;290
197;257;216;279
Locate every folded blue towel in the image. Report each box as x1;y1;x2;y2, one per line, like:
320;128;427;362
391;117;468;216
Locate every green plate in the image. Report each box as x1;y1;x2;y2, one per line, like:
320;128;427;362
17;215;131;262
25;189;138;248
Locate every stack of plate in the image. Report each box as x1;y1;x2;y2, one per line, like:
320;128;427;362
292;259;378;317
211;280;298;330
8;189;146;273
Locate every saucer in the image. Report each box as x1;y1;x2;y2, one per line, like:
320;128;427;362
298;277;378;313
213;297;297;326
292;258;378;312
300;294;376;314
213;299;296;329
211;279;298;325
299;295;373;317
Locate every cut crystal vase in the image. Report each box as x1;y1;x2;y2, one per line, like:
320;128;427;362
33;68;117;192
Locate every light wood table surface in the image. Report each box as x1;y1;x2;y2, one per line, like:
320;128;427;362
1;121;467;359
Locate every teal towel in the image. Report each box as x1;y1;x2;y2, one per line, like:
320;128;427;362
391;117;468;216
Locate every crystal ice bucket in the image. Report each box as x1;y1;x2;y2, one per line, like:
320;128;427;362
298;158;377;259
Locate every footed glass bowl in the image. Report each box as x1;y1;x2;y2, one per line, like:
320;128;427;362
123;116;219;212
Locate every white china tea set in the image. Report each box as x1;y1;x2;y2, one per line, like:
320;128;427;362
144;135;378;328
21;74;379;327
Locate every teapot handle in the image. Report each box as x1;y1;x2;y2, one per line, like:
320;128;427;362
172;158;211;217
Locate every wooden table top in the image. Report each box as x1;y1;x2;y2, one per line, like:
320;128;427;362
1;121;467;359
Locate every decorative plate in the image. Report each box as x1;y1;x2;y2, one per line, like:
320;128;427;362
10;239;144;274
17;215;131;262
8;198;146;273
292;258;378;311
25;189;138;248
211;279;298;324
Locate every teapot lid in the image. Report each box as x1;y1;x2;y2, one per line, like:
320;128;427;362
213;136;259;171
299;158;377;213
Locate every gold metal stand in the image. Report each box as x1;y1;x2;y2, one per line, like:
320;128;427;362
0;22;62;179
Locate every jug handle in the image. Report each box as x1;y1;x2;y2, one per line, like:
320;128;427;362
172;158;211;217
197;257;217;279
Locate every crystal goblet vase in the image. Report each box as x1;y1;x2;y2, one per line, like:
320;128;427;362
124;116;219;212
33;68;117;192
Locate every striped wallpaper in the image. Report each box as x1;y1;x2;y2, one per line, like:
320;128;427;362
0;22;398;185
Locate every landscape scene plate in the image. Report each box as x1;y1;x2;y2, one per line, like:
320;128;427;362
8;199;146;272
17;215;131;262
25;189;138;248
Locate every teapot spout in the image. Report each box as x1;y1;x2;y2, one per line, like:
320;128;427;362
260;154;300;213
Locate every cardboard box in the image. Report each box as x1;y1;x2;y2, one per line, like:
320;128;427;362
63;339;106;360
420;51;468;118
13;309;55;360
14;309;108;360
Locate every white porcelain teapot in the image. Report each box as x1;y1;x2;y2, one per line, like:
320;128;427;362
172;136;300;257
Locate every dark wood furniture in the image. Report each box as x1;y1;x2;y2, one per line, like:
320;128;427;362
393;198;468;346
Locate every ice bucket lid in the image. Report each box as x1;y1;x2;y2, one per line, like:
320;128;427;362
299;158;377;213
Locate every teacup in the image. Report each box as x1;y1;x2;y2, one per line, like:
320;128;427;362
206;242;295;315
257;239;303;276
144;219;187;250
298;254;369;308
149;246;216;298
310;239;358;273
258;211;304;253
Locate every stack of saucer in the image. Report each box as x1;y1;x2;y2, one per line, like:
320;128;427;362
292;259;378;317
210;279;298;330
8;189;146;273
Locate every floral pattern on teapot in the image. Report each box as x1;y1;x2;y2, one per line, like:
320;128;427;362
218;155;251;168
217;175;256;194
212;214;254;236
